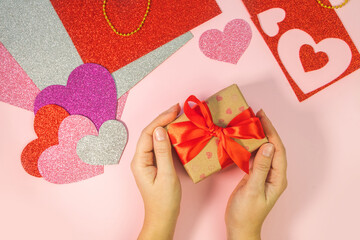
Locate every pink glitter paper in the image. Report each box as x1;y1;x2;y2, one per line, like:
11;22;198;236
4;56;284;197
38;115;104;184
116;91;129;120
0;42;40;111
199;19;252;64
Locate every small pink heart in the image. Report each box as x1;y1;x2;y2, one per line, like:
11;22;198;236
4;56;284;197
216;95;223;101
218;119;225;124
226;108;233;114
38;115;104;184
239;106;245;112
199;19;252;64
206;152;213;159
215;138;220;146
245;145;250;151
200;173;206;179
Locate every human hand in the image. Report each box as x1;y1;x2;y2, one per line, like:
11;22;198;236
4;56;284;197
225;109;288;240
131;104;181;240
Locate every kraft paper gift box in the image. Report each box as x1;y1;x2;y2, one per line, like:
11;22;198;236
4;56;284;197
167;84;268;183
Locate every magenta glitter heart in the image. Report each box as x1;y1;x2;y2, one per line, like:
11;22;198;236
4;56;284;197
34;63;117;130
199;19;252;64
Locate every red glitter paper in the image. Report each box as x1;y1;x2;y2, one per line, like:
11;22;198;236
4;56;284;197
21;105;69;177
242;0;360;101
50;0;221;73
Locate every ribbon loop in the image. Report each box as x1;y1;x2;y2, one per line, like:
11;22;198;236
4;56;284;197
167;95;265;174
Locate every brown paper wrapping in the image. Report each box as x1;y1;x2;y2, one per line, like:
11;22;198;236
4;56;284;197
168;84;268;183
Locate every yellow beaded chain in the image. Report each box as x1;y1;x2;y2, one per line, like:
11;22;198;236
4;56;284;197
316;0;349;9
102;0;150;36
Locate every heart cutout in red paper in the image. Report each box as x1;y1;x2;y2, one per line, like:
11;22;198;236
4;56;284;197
21;105;69;177
300;44;329;72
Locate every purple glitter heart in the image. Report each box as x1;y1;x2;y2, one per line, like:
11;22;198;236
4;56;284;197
34;63;117;130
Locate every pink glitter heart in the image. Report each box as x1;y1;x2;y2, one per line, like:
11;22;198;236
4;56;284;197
38;115;104;184
206;152;213;159
199;19;252;64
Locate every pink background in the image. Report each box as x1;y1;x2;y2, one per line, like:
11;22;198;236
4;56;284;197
1;0;360;239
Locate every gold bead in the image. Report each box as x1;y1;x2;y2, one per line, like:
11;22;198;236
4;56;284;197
103;0;150;36
317;0;348;9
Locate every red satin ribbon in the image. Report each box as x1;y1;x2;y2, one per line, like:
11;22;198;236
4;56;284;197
167;95;266;174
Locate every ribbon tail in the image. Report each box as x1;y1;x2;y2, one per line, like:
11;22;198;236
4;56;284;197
218;137;251;174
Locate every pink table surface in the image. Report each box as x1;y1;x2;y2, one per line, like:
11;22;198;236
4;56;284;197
1;0;360;239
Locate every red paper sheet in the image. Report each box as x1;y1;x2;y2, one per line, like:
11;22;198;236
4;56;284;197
242;0;360;101
50;0;221;73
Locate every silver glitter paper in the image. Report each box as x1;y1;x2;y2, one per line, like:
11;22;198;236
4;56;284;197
112;32;193;97
0;0;83;90
76;120;128;165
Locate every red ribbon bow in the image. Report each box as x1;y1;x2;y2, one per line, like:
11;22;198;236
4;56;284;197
167;95;266;174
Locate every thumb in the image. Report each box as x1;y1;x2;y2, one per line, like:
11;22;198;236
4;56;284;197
153;127;176;177
248;143;274;190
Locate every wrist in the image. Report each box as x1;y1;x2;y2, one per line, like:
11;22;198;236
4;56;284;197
226;226;261;240
227;231;261;240
138;213;178;240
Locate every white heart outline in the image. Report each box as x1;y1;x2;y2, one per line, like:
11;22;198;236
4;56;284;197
278;29;352;94
257;8;286;37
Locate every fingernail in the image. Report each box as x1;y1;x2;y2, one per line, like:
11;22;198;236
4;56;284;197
166;103;179;113
154;127;166;141
262;143;274;157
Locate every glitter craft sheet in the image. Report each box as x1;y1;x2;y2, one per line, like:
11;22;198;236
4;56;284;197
0;0;192;101
241;0;360;101
112;32;193;97
0;0;83;90
50;0;221;73
0;43;40;111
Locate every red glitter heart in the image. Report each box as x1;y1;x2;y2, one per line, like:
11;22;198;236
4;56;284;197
300;44;329;72
21;105;69;177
